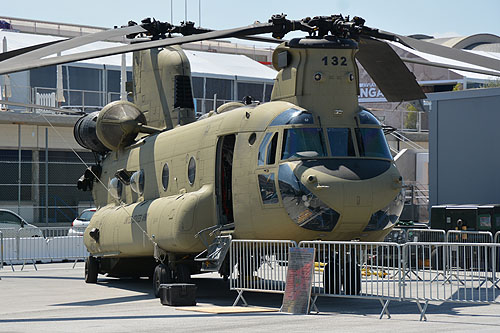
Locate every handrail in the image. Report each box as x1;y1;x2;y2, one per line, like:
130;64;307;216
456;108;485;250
390;130;425;151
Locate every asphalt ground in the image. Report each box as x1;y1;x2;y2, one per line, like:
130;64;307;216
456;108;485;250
1;262;500;332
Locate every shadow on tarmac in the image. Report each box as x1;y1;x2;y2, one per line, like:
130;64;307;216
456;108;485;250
3;269;498;324
81;274;498;321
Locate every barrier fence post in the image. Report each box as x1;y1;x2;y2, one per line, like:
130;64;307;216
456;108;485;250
399;243;404;301
0;230;3;271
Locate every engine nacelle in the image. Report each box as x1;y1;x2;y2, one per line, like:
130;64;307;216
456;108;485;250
96;101;147;151
73;111;109;153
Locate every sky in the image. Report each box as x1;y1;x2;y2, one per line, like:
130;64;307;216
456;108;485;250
2;0;500;41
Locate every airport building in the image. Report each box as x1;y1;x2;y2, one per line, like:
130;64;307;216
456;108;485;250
0;16;499;224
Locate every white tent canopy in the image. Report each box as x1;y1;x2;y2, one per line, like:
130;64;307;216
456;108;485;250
0;30;276;81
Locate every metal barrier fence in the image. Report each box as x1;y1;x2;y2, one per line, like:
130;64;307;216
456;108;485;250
0;231;3;270
446;230;493;243
385;229;491;244
496;231;500;243
404;242;500;303
230;238;500;319
299;241;403;301
0;227;88;270
229;239;297;306
406;229;446;243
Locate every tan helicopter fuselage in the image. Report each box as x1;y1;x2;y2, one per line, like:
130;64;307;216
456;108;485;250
84;39;403;259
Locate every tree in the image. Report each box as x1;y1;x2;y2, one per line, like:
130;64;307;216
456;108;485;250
404;104;418;130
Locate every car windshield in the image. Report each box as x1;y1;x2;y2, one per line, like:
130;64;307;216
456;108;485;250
281;128;326;160
78;210;95;221
0;211;22;225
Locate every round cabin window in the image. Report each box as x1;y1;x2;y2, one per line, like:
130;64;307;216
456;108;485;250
130;170;144;195
188;157;196;185
108;177;122;199
248;132;256;145
162;163;169;191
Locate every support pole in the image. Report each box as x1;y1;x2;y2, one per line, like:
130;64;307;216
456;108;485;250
45;128;49;226
120;54;127;101
378;299;391;319
185;0;188;22
17;124;21;215
232;290;248;307
198;0;201;27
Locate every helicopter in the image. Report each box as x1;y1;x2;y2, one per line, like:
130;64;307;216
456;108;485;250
1;14;499;297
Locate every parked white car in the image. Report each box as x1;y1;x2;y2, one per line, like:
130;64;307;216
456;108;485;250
67;208;96;236
0;209;43;238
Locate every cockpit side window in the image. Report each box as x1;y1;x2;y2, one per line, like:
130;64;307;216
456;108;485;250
258;174;278;204
258;133;273;166
281;128;326;160
355;128;392;159
266;133;278;164
269;108;314;126
327;128;355;157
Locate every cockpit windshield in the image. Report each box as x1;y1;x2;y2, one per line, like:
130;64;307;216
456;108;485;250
355;128;392;159
327;128;355;157
281;128;326;160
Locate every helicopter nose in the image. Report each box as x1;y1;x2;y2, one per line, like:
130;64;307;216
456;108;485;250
299;161;402;235
278;160;402;235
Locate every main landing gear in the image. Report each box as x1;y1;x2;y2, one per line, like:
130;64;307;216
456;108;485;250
152;262;193;297
85;256;99;284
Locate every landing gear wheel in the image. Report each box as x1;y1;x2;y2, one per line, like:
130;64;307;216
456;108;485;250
153;264;172;298
343;259;361;296
85;256;98;284
176;263;192;283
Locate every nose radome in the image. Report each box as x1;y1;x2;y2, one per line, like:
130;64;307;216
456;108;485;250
300;163;402;215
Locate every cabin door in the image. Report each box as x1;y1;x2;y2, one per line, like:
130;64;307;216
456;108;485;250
215;134;235;227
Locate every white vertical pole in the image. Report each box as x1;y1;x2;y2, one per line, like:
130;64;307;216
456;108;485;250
171;0;173;23
45;128;49;226
2;37;12;103
199;0;201;27
120;54;127;101
185;0;188;22
56;52;65;106
18;124;21;215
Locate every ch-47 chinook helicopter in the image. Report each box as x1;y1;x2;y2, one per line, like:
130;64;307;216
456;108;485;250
1;14;500;296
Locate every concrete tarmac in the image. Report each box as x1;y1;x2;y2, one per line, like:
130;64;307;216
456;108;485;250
1;262;500;332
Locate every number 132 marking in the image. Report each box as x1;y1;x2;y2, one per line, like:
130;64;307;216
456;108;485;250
322;56;348;66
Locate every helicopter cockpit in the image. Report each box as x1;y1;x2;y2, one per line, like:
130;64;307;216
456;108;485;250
256;106;402;235
258;107;392;164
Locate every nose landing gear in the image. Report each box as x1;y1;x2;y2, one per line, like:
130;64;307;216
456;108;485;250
324;254;361;295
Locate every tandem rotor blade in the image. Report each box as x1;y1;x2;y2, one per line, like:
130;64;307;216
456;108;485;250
400;57;500;77
0;100;84;115
0;40;66;62
380;31;500;72
356;37;426;102
0;25;147;65
0;22;274;75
